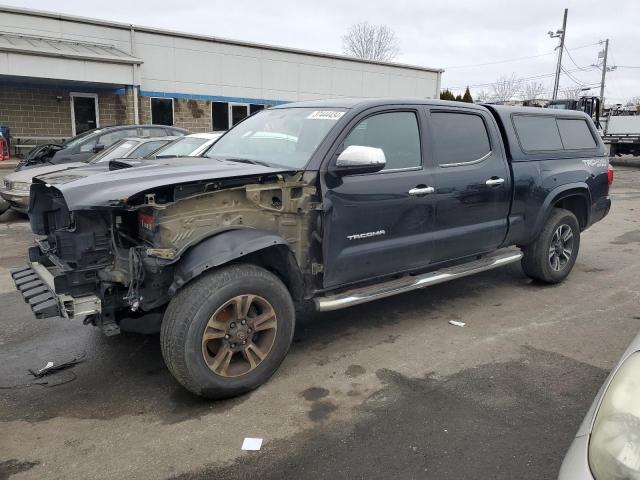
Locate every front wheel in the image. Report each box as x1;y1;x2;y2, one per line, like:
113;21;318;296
521;208;580;284
161;264;295;399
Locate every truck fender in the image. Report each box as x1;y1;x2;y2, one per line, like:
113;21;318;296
531;182;591;239
169;229;290;295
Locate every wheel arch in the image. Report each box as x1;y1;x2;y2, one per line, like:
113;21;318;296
169;229;305;301
532;183;591;239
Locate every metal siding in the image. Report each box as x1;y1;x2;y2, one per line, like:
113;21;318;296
0;9;441;101
2;52;133;84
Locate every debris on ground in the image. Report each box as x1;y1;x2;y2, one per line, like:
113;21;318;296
28;352;87;378
0;352;88;389
241;438;263;451
448;320;466;327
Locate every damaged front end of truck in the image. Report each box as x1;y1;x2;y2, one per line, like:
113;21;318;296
12;159;322;336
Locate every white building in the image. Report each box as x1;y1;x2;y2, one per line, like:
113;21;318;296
0;6;443;150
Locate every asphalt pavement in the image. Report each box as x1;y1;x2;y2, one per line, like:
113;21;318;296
1;167;640;480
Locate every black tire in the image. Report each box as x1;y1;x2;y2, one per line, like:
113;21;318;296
161;264;295;399
521;208;580;284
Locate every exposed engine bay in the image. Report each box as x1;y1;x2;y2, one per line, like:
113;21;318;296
24;170;322;333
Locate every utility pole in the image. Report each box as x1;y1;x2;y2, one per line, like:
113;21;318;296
599;39;609;115
551;8;568;100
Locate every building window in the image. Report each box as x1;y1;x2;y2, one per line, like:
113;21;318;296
212;102;260;130
70;92;99;136
151;98;174;126
229;103;249;127
212;102;229;131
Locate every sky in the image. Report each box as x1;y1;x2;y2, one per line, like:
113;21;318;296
3;0;639;104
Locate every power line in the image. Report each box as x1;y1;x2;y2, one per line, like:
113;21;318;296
442;42;601;70
445;66;597;90
562;45;593;72
560;65;592;86
443;51;556;70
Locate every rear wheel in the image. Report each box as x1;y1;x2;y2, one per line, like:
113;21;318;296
161;264;295;399
521;208;580;284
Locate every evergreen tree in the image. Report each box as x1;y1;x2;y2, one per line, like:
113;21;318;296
462;86;473;103
440;89;455;100
455;94;462;101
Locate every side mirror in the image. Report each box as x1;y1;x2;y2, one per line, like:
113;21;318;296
333;145;386;175
93;144;105;153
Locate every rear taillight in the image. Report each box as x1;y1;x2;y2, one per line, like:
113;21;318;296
608;164;614;186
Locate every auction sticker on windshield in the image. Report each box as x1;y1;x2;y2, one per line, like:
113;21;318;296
307;110;345;120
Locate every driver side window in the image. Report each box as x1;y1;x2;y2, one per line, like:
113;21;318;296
343;111;421;171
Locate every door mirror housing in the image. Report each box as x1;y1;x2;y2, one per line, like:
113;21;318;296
333;145;386;175
93;144;105;153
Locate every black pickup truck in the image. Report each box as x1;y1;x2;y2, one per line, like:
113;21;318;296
12;98;612;399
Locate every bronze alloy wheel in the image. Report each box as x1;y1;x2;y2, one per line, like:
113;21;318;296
201;294;278;378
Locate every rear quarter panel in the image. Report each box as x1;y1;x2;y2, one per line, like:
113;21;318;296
506;157;608;245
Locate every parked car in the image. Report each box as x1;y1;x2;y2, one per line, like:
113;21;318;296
12;98;612;399
16;125;189;170
152;132;224;158
558;332;640;480
1;137;176;214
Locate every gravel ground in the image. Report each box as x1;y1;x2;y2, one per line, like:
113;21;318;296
1;167;639;480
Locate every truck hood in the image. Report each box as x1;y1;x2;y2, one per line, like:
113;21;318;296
34;156;292;210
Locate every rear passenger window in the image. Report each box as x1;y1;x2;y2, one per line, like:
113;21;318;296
513;115;563;151
344;112;421;170
557;119;596;149
431;112;491;166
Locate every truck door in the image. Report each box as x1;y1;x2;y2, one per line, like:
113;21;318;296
426;107;511;263
321;108;436;289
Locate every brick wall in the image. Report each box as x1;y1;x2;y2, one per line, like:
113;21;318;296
174;98;212;133
98;93;128;127
0;85;215;154
0;84;137;149
0;85;74;139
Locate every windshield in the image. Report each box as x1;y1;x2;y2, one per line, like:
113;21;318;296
152;136;211;158
89;139;141;164
204;108;345;168
63;128;101;148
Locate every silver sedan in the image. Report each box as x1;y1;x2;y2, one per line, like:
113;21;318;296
559;332;640;479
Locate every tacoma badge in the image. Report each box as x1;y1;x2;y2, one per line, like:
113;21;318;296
347;230;386;240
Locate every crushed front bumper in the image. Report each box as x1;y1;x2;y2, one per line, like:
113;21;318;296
11;262;101;320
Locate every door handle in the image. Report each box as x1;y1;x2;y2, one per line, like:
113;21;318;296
485;178;505;186
408;186;435;196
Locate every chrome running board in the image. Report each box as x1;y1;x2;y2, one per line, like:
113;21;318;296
315;250;523;312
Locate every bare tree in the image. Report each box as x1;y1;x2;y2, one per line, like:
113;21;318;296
523;82;546;102
342;22;400;62
626;96;640;106
561;86;583;100
491;74;522;103
475;90;493;103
